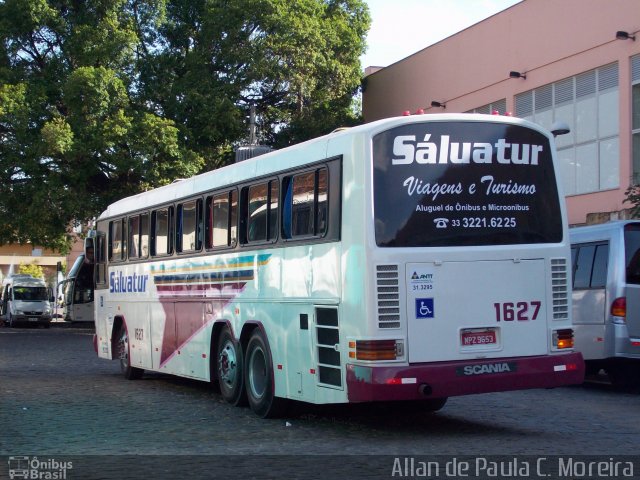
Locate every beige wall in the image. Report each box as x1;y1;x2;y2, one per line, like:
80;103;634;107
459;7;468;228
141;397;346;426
0;243;65;286
362;0;640;225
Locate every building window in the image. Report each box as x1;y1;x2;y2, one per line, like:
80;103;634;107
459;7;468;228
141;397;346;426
466;99;507;115
515;63;619;196
632;55;640;184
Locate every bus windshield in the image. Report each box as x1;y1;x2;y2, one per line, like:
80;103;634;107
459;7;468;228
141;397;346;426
13;286;48;301
373;121;563;247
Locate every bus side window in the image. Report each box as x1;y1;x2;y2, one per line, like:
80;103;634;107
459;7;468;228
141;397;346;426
268;180;279;240
109;218;126;262
283;167;328;239
244;181;278;244
316;168;328;235
177;199;202;253
282;179;293;239
129;215;140;258
207;190;238;249
572;243;608;289
590;244;609;288
152;207;174;256
140;213;149;258
573;245;595;289
96;232;107;286
127;213;149;260
230;190;238;246
247;183;268;242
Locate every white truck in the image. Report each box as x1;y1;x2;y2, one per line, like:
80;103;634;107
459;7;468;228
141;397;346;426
1;274;53;327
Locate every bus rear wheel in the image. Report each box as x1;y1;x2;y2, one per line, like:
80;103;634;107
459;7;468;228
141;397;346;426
244;329;287;418
117;326;144;380
606;361;640;388
217;327;245;406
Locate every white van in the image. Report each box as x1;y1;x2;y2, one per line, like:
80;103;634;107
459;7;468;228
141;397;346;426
0;274;53;327
569;221;640;386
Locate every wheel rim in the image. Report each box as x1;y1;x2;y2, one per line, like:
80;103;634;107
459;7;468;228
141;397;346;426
248;345;267;400
118;330;130;369
218;340;238;389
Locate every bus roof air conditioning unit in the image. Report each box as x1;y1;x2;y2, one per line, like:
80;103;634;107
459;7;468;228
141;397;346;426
235;145;273;162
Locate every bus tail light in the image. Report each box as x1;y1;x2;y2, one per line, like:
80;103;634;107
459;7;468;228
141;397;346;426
349;340;403;361
552;329;574;350
611;297;626;321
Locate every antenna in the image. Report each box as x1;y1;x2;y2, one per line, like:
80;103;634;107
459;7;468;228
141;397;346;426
234;104;273;162
249;104;257;145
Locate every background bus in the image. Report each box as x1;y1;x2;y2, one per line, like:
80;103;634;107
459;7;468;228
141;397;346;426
88;114;584;417
59;239;95;323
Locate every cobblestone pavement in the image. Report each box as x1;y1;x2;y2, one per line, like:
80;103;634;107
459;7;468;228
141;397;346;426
1;327;639;478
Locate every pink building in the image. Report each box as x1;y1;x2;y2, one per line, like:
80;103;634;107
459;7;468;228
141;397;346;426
362;0;640;226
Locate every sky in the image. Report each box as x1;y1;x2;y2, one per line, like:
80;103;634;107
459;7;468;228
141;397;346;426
361;0;522;69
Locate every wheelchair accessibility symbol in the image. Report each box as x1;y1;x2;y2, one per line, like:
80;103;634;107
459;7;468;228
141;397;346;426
415;298;434;319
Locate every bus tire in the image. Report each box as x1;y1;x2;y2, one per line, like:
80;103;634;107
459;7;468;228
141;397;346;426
606;361;640;388
117;325;144;380
392;397;448;413
244;329;288;418
422;397;448;412
217;327;245;406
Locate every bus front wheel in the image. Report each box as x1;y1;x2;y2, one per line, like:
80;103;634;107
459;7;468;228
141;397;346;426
244;329;288;418
117;326;144;380
217;327;245;406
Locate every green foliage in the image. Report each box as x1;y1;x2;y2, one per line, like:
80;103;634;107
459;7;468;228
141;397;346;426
0;0;370;250
624;184;640;218
18;262;45;279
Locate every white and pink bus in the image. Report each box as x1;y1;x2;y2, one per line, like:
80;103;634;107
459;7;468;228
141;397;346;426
86;114;584;417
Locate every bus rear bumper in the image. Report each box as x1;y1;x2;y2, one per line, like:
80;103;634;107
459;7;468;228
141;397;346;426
346;352;585;402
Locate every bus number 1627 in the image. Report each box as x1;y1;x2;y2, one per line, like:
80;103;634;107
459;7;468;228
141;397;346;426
493;301;541;322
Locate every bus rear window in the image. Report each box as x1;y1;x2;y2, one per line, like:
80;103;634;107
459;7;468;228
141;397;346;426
373;121;563;247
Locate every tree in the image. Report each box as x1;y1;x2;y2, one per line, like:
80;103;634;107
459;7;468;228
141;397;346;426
0;0;370;251
0;0;205;252
624;184;640;218
18;262;44;279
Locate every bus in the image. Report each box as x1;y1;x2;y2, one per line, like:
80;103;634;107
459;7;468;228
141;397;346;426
570;221;640;386
87;114;584;417
59;244;94;323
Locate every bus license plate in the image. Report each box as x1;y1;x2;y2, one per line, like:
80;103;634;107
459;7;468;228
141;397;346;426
461;329;497;346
